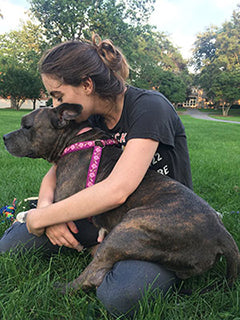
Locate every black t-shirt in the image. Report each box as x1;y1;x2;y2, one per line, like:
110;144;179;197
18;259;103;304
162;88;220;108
89;86;193;189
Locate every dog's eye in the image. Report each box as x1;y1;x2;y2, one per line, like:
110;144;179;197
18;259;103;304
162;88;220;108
22;124;32;130
21;116;33;130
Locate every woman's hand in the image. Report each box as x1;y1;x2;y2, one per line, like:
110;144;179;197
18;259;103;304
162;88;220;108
26;209;45;236
26;209;81;249
45;221;81;249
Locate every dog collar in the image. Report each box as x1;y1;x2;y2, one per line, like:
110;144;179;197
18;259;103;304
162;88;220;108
61;138;119;188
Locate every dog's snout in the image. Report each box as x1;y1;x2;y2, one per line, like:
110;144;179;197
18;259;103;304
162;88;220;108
3;133;14;147
3;133;11;143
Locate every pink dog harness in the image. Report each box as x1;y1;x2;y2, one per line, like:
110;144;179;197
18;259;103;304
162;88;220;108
61;138;119;188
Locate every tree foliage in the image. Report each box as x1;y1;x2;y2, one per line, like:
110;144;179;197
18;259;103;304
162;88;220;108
0;21;45;109
0;65;43;110
29;0;188;102
157;71;187;104
29;0;156;43
0;21;46;72
211;67;240;116
192;5;240;115
130;28;189;101
0;0;190;109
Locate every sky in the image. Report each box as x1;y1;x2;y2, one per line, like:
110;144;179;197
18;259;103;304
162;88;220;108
0;0;239;59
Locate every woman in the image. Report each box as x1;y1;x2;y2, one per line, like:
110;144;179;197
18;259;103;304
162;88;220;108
0;34;192;317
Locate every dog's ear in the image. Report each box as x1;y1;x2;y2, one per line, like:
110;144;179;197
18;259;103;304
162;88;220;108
52;103;83;128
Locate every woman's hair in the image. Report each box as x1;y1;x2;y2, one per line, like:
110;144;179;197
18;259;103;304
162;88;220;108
39;34;129;100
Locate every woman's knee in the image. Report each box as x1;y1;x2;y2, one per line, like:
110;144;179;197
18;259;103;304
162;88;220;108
96;260;178;318
0;222;51;254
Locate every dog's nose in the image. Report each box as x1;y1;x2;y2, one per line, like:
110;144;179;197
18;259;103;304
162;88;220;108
3;134;10;143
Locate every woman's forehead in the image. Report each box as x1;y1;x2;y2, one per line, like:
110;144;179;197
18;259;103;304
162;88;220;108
42;74;63;93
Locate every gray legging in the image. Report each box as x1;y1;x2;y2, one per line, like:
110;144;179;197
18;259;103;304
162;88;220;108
0;221;179;318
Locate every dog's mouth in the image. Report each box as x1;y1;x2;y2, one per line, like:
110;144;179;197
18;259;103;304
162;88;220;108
22;152;38;159
3;140;36;158
3;131;38;158
4;145;37;158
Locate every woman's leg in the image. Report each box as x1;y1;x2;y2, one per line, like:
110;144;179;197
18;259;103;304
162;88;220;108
0;221;59;254
0;219;99;254
96;260;179;318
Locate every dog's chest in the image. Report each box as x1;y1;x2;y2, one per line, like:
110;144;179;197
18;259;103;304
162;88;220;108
54;153;90;202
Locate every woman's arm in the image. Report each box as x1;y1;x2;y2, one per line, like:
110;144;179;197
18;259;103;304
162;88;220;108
37;165;57;208
36;165;81;248
26;138;158;235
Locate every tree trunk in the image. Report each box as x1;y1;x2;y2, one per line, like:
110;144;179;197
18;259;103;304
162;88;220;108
16;99;20;111
222;103;231;117
17;99;25;110
33;99;36;110
10;96;17;109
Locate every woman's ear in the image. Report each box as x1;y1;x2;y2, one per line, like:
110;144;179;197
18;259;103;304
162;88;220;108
81;77;94;95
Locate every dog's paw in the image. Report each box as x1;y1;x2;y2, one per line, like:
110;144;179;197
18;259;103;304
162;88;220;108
54;280;86;294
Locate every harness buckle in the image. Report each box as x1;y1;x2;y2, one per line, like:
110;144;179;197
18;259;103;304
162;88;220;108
94;139;105;148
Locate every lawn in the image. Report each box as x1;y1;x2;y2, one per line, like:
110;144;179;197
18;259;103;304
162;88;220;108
199;108;240;122
0;109;240;320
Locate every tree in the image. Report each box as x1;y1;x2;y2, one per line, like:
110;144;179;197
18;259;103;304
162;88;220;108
131;62;187;104
128;28;189;103
211;67;240;116
0;65;43;110
157;71;187;104
29;0;156;44
28;0;189;104
0;21;46;109
192;26;218;71
192;5;240;115
0;20;46;72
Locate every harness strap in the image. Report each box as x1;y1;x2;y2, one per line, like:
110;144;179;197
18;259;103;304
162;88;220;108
61;138;118;188
86;145;103;188
61;138;118;224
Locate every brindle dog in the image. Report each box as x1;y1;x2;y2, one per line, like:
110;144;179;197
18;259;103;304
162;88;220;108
3;103;240;292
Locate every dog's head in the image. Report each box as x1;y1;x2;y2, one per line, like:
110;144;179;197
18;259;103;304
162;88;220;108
3;103;84;162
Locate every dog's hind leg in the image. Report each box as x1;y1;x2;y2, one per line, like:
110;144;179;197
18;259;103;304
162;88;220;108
222;232;240;286
60;220;162;293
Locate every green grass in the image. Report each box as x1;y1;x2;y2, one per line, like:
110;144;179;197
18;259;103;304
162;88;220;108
199;108;240;122
212;115;240;122
0;109;240;319
182;115;240;212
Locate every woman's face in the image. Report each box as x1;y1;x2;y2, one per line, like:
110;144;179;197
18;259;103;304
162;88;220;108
41;74;94;120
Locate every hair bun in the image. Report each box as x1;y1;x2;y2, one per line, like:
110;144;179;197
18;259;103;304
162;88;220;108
92;33;129;80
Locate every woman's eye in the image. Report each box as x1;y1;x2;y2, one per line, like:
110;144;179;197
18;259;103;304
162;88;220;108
57;97;63;102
